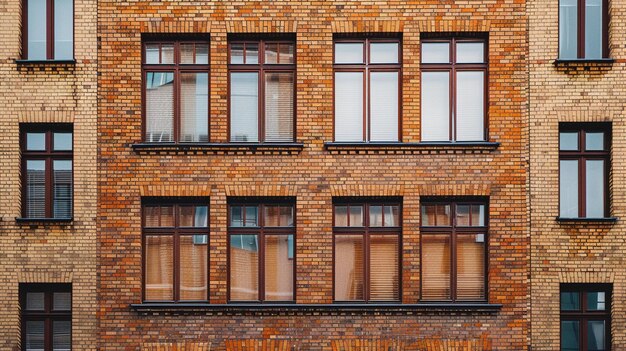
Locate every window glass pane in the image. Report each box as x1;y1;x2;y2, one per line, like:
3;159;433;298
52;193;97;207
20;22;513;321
25;320;45;351
587;320;606;350
587;291;606;310
145;72;174;142
53;133;72;151
335;206;348;226
456;205;470;226
230;72;259;142
27;0;47;60
334;72;364;141
145;235;174;300
246;43;259;64
160;205;174;226
179;206;208;227
265;235;294;301
586;160;605;217
180;72;209;142
265;43;279;64
456;71;485;141
421;234;451;300
421;71;450;141
26;133;46;151
585;0;603;59
195;44;209;64
457;234;486;300
54;0;73;60
384;205;400;227
265;72;294;142
370;43;399;64
561;321;580;351
586;132;604;151
421;42;450;63
265;205;293;227
143;206;159;227
370;235;399;301
230;206;243;227
560;160;579;217
52;320;71;351
349;206;363;227
471;205;486;226
180;43;195;64
161;44;174;64
370;71;399;142
561;291;581;310
421;205;435;226
179;235;208;300
26;292;45;310
230;235;259;301
456;42;485;63
245;206;258;227
230;43;244;64
335;43;364;64
437;205;451;226
559;0;578;59
279;43;295;64
53;160;72;218
26;160;46;218
53;292;71;310
369;205;383;226
334;235;364;301
560;132;579;151
145;44;160;64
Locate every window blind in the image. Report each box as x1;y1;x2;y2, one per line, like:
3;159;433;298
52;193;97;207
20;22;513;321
180;72;209;142
230;72;259;142
370;72;399;142
456;71;484;141
53;160;72;219
146;72;174;142
421;234;451;300
421;72;450;142
265;72;294;142
369;235;399;301
335;72;364;142
145;235;174;301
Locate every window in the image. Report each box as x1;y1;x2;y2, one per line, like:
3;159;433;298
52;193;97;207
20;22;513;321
22;0;73;60
333;200;401;302
561;284;611;351
142;201;209;301
559;0;608;59
333;37;401;142
559;123;610;218
21;125;73;219
228;200;295;302
420;199;487;302
421;37;487;142
143;40;209;143
20;283;71;351
228;38;295;142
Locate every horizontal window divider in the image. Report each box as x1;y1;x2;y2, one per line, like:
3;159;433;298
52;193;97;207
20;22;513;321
556;217;618;223
131;142;304;154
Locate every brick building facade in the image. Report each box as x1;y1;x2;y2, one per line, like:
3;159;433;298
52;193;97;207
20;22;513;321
97;1;529;350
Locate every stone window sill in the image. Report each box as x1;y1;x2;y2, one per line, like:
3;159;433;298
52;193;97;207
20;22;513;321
131;142;304;154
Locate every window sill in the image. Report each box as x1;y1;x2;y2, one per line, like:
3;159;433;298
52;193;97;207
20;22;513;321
131;142;304;154
16;59;77;66
15;217;73;224
556;217;618;223
324;141;499;154
553;58;614;65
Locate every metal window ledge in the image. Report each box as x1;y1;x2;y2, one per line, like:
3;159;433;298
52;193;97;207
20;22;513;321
556;217;618;223
131;142;304;153
553;58;615;65
324;141;500;151
15;217;73;224
16;59;77;65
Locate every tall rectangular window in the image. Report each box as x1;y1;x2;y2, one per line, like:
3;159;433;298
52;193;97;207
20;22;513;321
333;37;401;142
559;0;608;59
229;38;295;143
333;200;401;302
229;200;295;302
559;123;610;218
420;199;487;302
421;37;487;142
21;125;72;219
23;0;73;60
561;284;611;351
20;284;71;351
143;201;209;301
143;40;209;143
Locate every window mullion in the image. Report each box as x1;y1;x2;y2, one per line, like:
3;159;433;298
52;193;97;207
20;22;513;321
259;66;265;143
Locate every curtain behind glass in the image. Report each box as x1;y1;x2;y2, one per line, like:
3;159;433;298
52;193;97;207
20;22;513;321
180;72;209;142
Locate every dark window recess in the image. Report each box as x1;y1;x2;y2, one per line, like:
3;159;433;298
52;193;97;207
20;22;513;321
142;201;209;302
228;39;296;143
333;200;401;302
22;0;74;60
21;125;73;219
559;0;609;59
561;284;611;351
228;200;295;302
142;41;210;143
420;199;488;302
420;36;488;142
559;123;611;218
20;283;72;351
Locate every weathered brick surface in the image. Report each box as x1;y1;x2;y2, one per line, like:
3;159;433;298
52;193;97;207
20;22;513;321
98;1;528;350
0;0;98;350
529;1;626;350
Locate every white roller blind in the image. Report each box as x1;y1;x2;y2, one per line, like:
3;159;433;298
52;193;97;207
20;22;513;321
370;72;399;142
456;71;484;141
265;72;294;142
230;72;259;142
335;72;364;142
421;71;450;141
145;72;174;142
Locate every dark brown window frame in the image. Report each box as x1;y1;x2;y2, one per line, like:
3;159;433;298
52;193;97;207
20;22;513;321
20;283;72;351
332;199;402;303
141;40;210;143
561;283;612;351
21;0;75;60
558;0;610;59
559;123;611;218
227;199;296;303
227;38;297;143
420;36;488;142
20;124;73;219
419;198;488;303
141;199;210;302
332;36;403;142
